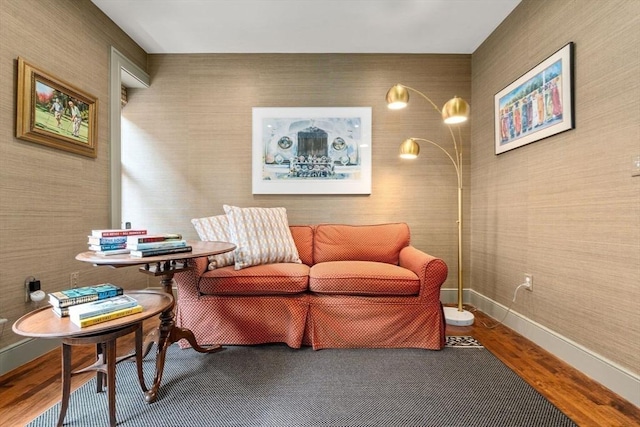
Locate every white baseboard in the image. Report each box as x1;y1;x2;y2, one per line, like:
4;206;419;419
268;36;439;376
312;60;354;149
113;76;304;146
0;337;60;377
440;287;640;406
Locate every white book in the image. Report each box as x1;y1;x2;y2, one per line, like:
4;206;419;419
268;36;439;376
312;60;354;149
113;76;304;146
68;295;139;320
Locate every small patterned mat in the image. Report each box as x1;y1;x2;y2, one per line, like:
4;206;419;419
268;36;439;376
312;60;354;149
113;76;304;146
446;335;483;348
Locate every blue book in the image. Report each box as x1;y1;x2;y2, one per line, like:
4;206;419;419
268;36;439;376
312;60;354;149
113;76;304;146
87;236;128;245
48;283;123;308
89;243;127;251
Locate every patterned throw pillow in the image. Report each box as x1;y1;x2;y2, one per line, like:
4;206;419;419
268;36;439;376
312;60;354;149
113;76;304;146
191;215;236;270
223;205;301;270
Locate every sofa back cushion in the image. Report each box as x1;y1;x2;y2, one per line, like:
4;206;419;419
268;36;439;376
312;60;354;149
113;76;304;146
313;223;410;265
290;225;314;266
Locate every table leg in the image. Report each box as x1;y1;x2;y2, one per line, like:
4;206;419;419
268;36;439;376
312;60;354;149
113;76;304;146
106;339;117;427
134;324;147;392
141;326;159;359
96;343;105;392
57;344;72;427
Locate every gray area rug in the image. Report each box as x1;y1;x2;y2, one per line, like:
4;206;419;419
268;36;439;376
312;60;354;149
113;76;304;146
28;338;576;427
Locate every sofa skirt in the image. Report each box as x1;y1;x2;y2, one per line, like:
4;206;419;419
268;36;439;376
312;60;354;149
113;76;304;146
303;294;445;350
176;294;309;349
176;293;445;351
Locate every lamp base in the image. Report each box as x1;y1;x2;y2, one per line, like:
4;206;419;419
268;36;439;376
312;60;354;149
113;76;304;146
444;306;475;326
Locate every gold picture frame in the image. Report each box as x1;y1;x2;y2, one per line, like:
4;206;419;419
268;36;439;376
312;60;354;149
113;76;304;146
16;57;98;158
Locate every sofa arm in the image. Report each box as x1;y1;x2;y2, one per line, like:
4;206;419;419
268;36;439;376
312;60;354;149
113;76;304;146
398;246;448;302
173;257;209;300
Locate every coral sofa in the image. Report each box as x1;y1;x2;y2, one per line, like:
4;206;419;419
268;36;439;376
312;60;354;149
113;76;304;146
174;222;448;350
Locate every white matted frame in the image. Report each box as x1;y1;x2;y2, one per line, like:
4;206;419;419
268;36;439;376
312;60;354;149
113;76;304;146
494;42;574;155
252;107;372;194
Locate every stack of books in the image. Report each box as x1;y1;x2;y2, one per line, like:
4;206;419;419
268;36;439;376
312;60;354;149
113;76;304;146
49;284;143;327
126;233;192;258
67;294;142;328
88;228;147;256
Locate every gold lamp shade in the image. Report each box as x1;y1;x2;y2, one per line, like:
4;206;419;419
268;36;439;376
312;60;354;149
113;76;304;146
399;138;419;159
386;84;409;110
442;96;470;124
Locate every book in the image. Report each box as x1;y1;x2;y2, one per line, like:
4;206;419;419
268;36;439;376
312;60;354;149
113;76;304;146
126;233;183;244
52;306;70;317
91;229;147;238
89;243;127;251
49;283;123;308
87;236;128;245
126;240;187;251
94;248;131;256
69;295;139;321
71;305;143;328
129;245;193;258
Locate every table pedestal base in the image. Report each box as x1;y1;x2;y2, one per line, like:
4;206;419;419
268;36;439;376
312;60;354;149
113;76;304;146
139;261;222;403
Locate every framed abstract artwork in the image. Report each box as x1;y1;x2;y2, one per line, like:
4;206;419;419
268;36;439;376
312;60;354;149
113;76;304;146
494;42;574;154
16;57;98;158
252;107;372;194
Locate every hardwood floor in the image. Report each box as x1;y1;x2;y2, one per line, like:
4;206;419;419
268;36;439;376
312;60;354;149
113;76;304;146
1;309;638;427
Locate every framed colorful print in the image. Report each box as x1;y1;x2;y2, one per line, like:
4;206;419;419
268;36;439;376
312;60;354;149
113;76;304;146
252;107;372;194
16;57;98;158
494;42;574;155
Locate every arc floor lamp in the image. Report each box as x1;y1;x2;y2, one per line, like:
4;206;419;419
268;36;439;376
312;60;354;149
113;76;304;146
386;83;474;326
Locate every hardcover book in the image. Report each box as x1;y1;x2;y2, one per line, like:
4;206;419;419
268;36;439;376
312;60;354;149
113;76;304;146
126;240;187;251
87;236;128;245
94;248;131;256
48;283;123;308
126;233;183;244
71;305;143;328
52;306;70;317
89;243;127;251
129;245;193;258
91;229;147;237
68;295;139;321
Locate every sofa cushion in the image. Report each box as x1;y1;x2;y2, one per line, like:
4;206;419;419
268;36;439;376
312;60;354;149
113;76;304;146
309;261;419;296
313;223;410;265
289;225;314;266
223;205;302;270
198;263;310;295
191;214;236;270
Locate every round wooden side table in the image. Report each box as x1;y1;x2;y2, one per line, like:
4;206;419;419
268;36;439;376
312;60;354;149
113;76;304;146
13;290;173;427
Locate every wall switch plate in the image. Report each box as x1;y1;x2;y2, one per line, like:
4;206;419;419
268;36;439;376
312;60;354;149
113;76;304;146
70;272;80;288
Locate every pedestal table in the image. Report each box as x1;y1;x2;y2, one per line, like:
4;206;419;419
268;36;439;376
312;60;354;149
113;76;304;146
75;240;235;403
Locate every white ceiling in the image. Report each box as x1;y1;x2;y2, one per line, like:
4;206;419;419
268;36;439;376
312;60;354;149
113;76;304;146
91;0;521;54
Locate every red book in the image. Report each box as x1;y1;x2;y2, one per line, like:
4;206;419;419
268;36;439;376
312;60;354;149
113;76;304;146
91;229;147;237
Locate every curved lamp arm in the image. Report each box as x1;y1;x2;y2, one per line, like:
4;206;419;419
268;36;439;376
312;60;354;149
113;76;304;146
409;138;462;189
397;84;443;114
392;85;463;165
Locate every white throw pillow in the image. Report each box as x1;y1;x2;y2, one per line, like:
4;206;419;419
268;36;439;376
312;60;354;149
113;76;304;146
223;205;301;270
191;215;235;270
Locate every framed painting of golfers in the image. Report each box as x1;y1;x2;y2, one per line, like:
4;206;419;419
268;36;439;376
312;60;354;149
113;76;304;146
16;57;97;158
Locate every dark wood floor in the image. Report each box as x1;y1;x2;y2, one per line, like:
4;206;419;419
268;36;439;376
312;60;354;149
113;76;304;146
1;309;638;426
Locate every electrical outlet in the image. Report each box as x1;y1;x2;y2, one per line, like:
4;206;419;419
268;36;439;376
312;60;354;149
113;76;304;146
524;274;533;292
70;271;80;288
